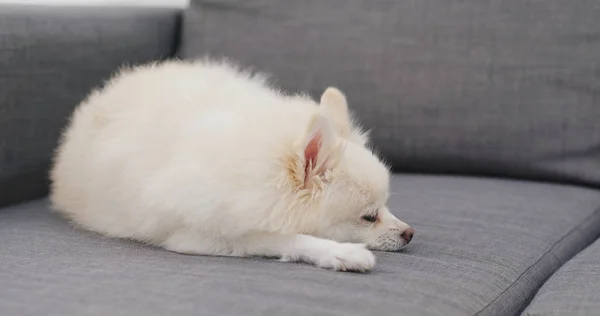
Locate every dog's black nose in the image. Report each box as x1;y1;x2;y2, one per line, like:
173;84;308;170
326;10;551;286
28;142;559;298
401;227;414;243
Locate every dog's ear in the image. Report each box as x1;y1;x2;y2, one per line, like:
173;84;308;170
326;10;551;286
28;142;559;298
320;87;351;138
303;113;335;173
320;87;371;146
293;112;341;189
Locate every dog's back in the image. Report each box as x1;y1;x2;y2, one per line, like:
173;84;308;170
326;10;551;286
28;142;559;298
50;60;316;242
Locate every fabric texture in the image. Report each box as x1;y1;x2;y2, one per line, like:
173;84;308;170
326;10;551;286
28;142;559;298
180;0;600;189
0;5;181;207
1;175;599;316
522;238;600;316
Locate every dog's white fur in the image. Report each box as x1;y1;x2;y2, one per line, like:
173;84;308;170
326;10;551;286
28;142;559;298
50;59;412;272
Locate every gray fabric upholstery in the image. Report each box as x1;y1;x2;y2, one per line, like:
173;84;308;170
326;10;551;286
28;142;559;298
180;0;600;189
0;6;181;207
522;238;600;316
1;175;599;316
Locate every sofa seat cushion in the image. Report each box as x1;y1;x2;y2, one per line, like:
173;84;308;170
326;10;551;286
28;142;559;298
522;238;600;316
1;175;599;316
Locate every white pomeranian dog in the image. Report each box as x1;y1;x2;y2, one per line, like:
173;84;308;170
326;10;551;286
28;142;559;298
50;59;414;272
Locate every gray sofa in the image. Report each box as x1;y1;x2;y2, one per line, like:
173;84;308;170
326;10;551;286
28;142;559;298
1;2;599;316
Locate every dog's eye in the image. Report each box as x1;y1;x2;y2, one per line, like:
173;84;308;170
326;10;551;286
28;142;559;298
361;214;378;223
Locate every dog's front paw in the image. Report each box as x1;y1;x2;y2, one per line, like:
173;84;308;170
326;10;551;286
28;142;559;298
315;243;375;272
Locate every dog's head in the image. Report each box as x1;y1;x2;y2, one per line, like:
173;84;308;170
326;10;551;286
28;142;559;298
284;87;414;251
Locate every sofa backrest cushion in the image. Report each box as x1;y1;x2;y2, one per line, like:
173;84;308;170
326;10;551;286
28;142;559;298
179;0;600;189
0;5;181;207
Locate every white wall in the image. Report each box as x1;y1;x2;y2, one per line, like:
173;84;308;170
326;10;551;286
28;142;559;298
0;0;188;7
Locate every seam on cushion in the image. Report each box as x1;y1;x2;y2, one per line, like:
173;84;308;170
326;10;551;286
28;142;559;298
473;206;600;316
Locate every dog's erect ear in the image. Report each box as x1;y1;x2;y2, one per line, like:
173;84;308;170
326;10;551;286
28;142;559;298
320;87;371;146
304;114;334;172
295;113;340;188
320;87;351;137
